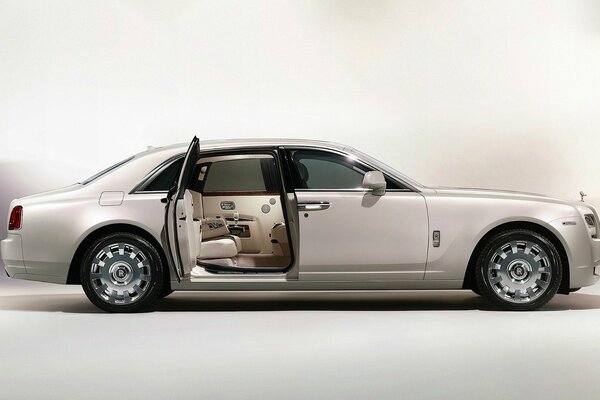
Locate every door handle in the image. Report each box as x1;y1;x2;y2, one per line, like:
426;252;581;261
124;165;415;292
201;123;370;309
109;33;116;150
298;201;330;211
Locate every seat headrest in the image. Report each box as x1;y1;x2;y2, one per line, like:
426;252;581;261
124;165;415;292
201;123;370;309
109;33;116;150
296;162;309;185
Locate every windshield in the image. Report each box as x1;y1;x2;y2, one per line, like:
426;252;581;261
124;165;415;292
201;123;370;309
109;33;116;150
80;156;135;185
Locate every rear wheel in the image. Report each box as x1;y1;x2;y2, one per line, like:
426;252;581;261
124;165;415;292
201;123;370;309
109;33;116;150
80;232;164;313
475;229;562;311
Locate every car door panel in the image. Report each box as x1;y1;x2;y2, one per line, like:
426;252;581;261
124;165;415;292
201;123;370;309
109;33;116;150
163;137;199;280
297;191;429;281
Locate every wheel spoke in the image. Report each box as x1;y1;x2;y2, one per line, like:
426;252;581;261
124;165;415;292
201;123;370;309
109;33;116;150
94;283;108;296
535;279;549;289
489;262;501;270
133;284;143;297
514;289;522;300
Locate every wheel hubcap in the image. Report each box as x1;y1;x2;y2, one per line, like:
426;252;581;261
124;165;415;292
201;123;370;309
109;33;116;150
507;259;532;282
89;242;152;304
486;240;552;304
108;262;133;285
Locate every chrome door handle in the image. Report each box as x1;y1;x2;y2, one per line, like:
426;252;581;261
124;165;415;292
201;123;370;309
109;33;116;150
298;201;330;211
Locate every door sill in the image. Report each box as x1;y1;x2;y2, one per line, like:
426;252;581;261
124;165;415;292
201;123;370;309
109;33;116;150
196;261;288;275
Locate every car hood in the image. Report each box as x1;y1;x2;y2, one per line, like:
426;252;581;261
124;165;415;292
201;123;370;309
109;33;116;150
430;186;575;205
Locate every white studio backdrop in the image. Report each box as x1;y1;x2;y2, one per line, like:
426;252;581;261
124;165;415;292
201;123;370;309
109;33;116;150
1;0;600;233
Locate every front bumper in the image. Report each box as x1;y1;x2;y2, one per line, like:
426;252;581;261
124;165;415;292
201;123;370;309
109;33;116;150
549;217;600;289
569;238;600;288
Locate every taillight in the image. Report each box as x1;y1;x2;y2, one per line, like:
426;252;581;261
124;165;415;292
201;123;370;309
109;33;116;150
8;206;22;230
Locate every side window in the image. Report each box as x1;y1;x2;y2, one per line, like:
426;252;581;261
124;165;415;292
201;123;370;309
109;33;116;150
289;150;366;190
289;149;403;190
202;157;277;193
142;157;184;192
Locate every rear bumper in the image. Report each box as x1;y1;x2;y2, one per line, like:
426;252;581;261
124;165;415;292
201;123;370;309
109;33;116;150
1;233;69;284
0;233;26;277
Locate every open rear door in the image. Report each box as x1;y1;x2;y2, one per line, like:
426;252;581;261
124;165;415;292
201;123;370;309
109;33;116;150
162;136;200;281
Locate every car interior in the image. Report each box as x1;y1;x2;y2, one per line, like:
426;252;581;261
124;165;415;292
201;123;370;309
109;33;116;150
179;152;292;277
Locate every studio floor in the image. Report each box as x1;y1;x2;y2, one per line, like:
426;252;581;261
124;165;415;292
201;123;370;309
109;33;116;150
1;278;600;399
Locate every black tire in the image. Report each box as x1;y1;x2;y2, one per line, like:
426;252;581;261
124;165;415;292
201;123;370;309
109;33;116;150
475;229;562;311
158;288;174;299
80;232;164;313
471;286;482;296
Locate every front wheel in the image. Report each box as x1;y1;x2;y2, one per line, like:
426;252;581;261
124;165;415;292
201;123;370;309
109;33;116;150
81;232;164;313
475;229;562;311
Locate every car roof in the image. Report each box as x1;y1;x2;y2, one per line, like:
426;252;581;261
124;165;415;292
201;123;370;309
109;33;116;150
140;138;349;157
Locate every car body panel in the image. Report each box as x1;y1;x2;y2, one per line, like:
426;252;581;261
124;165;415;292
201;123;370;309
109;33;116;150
1;139;599;292
296;190;429;281
424;191;579;280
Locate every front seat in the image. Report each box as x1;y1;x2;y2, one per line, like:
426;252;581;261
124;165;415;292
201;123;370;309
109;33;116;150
296;161;309;188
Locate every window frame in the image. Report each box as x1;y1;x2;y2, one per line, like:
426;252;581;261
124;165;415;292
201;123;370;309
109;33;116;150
130;154;185;194
192;149;283;197
199;155;279;196
285;147;414;193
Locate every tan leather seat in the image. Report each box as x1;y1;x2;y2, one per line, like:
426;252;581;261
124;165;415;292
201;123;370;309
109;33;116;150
191;190;240;260
201;217;242;252
200;238;238;259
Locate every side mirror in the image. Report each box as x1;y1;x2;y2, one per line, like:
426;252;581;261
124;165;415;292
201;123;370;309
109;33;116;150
362;171;386;196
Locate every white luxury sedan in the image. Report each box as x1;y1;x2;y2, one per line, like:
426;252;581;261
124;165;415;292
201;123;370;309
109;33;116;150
2;137;599;312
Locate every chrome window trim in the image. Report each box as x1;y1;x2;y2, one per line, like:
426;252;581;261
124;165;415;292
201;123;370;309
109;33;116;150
81;155;135;185
285;146;419;193
130;144;419;195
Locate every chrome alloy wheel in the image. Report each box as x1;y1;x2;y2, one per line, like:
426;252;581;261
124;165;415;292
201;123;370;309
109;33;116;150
486;240;552;304
89;242;152;304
